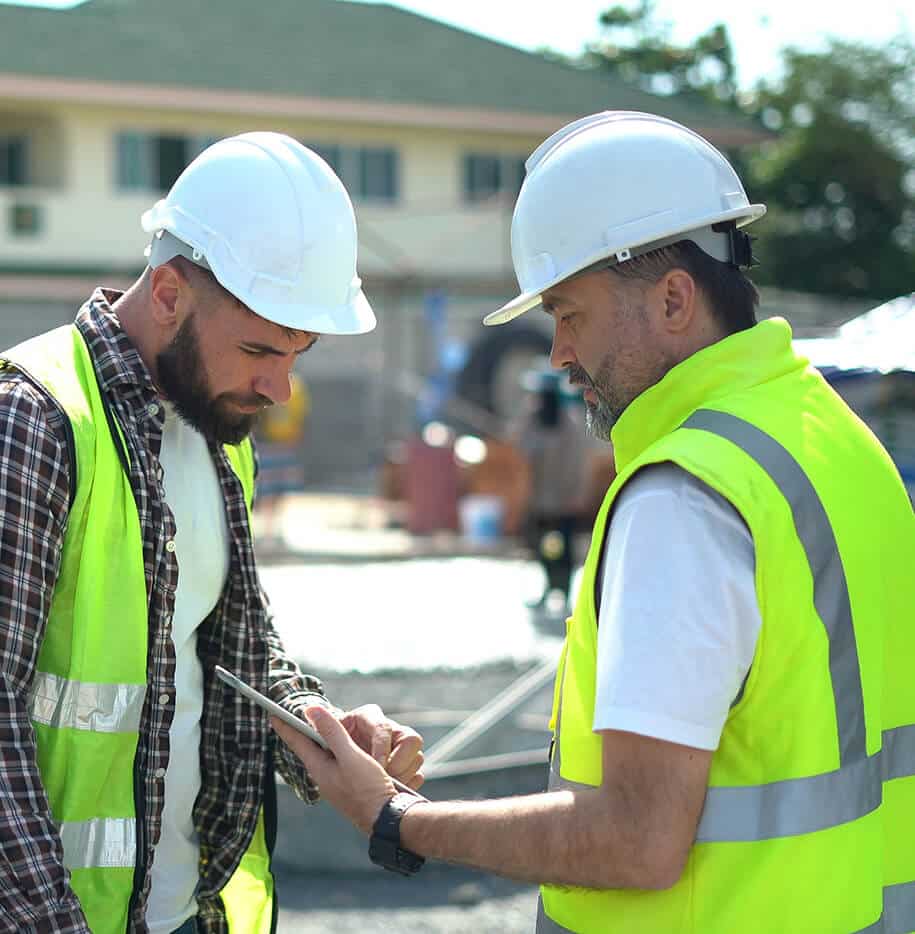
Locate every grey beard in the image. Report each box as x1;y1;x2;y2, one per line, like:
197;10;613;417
585;399;617;441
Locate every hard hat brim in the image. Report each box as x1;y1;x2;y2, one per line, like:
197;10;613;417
484;291;543;326
251;288;377;336
484;203;766;327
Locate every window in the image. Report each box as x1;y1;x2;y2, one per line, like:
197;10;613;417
305;142;399;202
307;142;342;176
0;136;28;187
116;132;215;192
9;203;42;236
358;147;398;201
462;153;526;202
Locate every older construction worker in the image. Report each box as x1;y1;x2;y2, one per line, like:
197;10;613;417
275;112;915;933
0;133;423;933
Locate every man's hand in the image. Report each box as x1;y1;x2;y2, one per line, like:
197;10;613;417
271;706;422;834
340;703;424;791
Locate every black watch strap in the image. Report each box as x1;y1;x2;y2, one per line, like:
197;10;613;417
368;792;425;876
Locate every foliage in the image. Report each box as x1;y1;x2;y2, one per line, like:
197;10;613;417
583;4;915;299
586;1;740;106
746;39;915;297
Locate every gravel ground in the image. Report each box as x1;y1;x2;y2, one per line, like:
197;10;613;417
274;865;538;933
272;660;552;933
312;659;556;719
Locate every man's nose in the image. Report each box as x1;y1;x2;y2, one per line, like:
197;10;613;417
254;365;293;406
550;327;576;370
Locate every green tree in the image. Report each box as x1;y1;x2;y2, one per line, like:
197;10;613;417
584;5;915;299
587;1;740;106
747;39;915;298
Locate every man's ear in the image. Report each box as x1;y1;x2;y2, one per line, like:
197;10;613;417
658;269;696;335
148;263;184;329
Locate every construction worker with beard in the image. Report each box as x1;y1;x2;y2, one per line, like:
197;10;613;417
274;112;915;933
0;133;423;933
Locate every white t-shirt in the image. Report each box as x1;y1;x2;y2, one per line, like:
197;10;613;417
594;463;761;751
146;405;230;933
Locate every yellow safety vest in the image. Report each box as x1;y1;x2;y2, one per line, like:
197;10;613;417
2;325;275;933
539;319;915;933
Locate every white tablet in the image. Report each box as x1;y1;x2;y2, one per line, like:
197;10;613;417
215;665;329;750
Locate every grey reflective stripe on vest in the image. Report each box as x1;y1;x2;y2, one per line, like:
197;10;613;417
29;672;145;733
536;894;575;933
882;724;915;782
682;409;866;766
696;750;881;841
549;725;915;841
854;880;915;934
59;817;136;869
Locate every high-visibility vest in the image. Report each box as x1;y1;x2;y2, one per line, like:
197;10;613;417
538;319;915;933
2;324;275;933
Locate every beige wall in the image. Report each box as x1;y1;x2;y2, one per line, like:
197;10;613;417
0;100;540;280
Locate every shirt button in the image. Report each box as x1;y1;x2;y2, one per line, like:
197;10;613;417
158;693;170;705
147;403;160;418
165;540;176;553
154;767;166;779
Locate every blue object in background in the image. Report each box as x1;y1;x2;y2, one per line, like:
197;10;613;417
416;289;468;426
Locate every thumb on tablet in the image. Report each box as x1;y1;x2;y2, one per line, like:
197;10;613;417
304;705;350;750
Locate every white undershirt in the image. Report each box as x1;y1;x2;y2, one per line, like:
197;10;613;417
146;404;230;933
594;463;762;751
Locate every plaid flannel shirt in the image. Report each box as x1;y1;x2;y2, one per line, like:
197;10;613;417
0;290;326;934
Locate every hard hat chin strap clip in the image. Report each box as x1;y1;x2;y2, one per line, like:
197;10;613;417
712;221;757;269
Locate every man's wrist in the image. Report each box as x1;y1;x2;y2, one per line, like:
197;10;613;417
368;792;425;875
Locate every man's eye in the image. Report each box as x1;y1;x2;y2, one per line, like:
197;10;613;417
242;347;265;357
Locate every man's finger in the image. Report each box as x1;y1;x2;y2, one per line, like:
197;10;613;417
370;722;394;765
387;740;423;777
305;705;354;754
389;750;425;787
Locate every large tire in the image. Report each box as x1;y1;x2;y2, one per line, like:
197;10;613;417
455;325;552;420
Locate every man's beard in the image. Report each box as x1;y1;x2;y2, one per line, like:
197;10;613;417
156;314;266;445
567;360;620;442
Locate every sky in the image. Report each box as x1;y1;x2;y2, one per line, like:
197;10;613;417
5;0;913;90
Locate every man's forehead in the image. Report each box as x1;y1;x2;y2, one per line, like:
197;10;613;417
240;305;314;345
542;266;615;313
541;282;582;313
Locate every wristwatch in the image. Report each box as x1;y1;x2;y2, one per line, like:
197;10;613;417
368;792;426;876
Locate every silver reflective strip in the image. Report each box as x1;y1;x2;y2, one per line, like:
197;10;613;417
536;894;575;933
683;409;866;765
885;880;915;934
550;725;915;842
29;672;145;734
697;752;881;842
883;725;915;782
695;725;915;843
59;817;136;869
853;880;915;934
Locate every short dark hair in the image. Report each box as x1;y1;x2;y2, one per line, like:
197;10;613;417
167;255;232;299
166;255;308;341
609;240;759;335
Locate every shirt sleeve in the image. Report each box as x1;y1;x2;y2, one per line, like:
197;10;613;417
261;584;332;805
0;376;91;932
593;462;761;751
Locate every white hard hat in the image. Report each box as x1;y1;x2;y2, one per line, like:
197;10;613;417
485;111;766;326
142;132;376;335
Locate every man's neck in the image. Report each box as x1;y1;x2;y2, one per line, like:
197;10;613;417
112;280;162;391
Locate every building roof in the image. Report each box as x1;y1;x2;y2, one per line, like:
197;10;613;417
0;0;763;141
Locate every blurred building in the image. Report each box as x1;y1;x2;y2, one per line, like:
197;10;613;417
0;0;784;487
